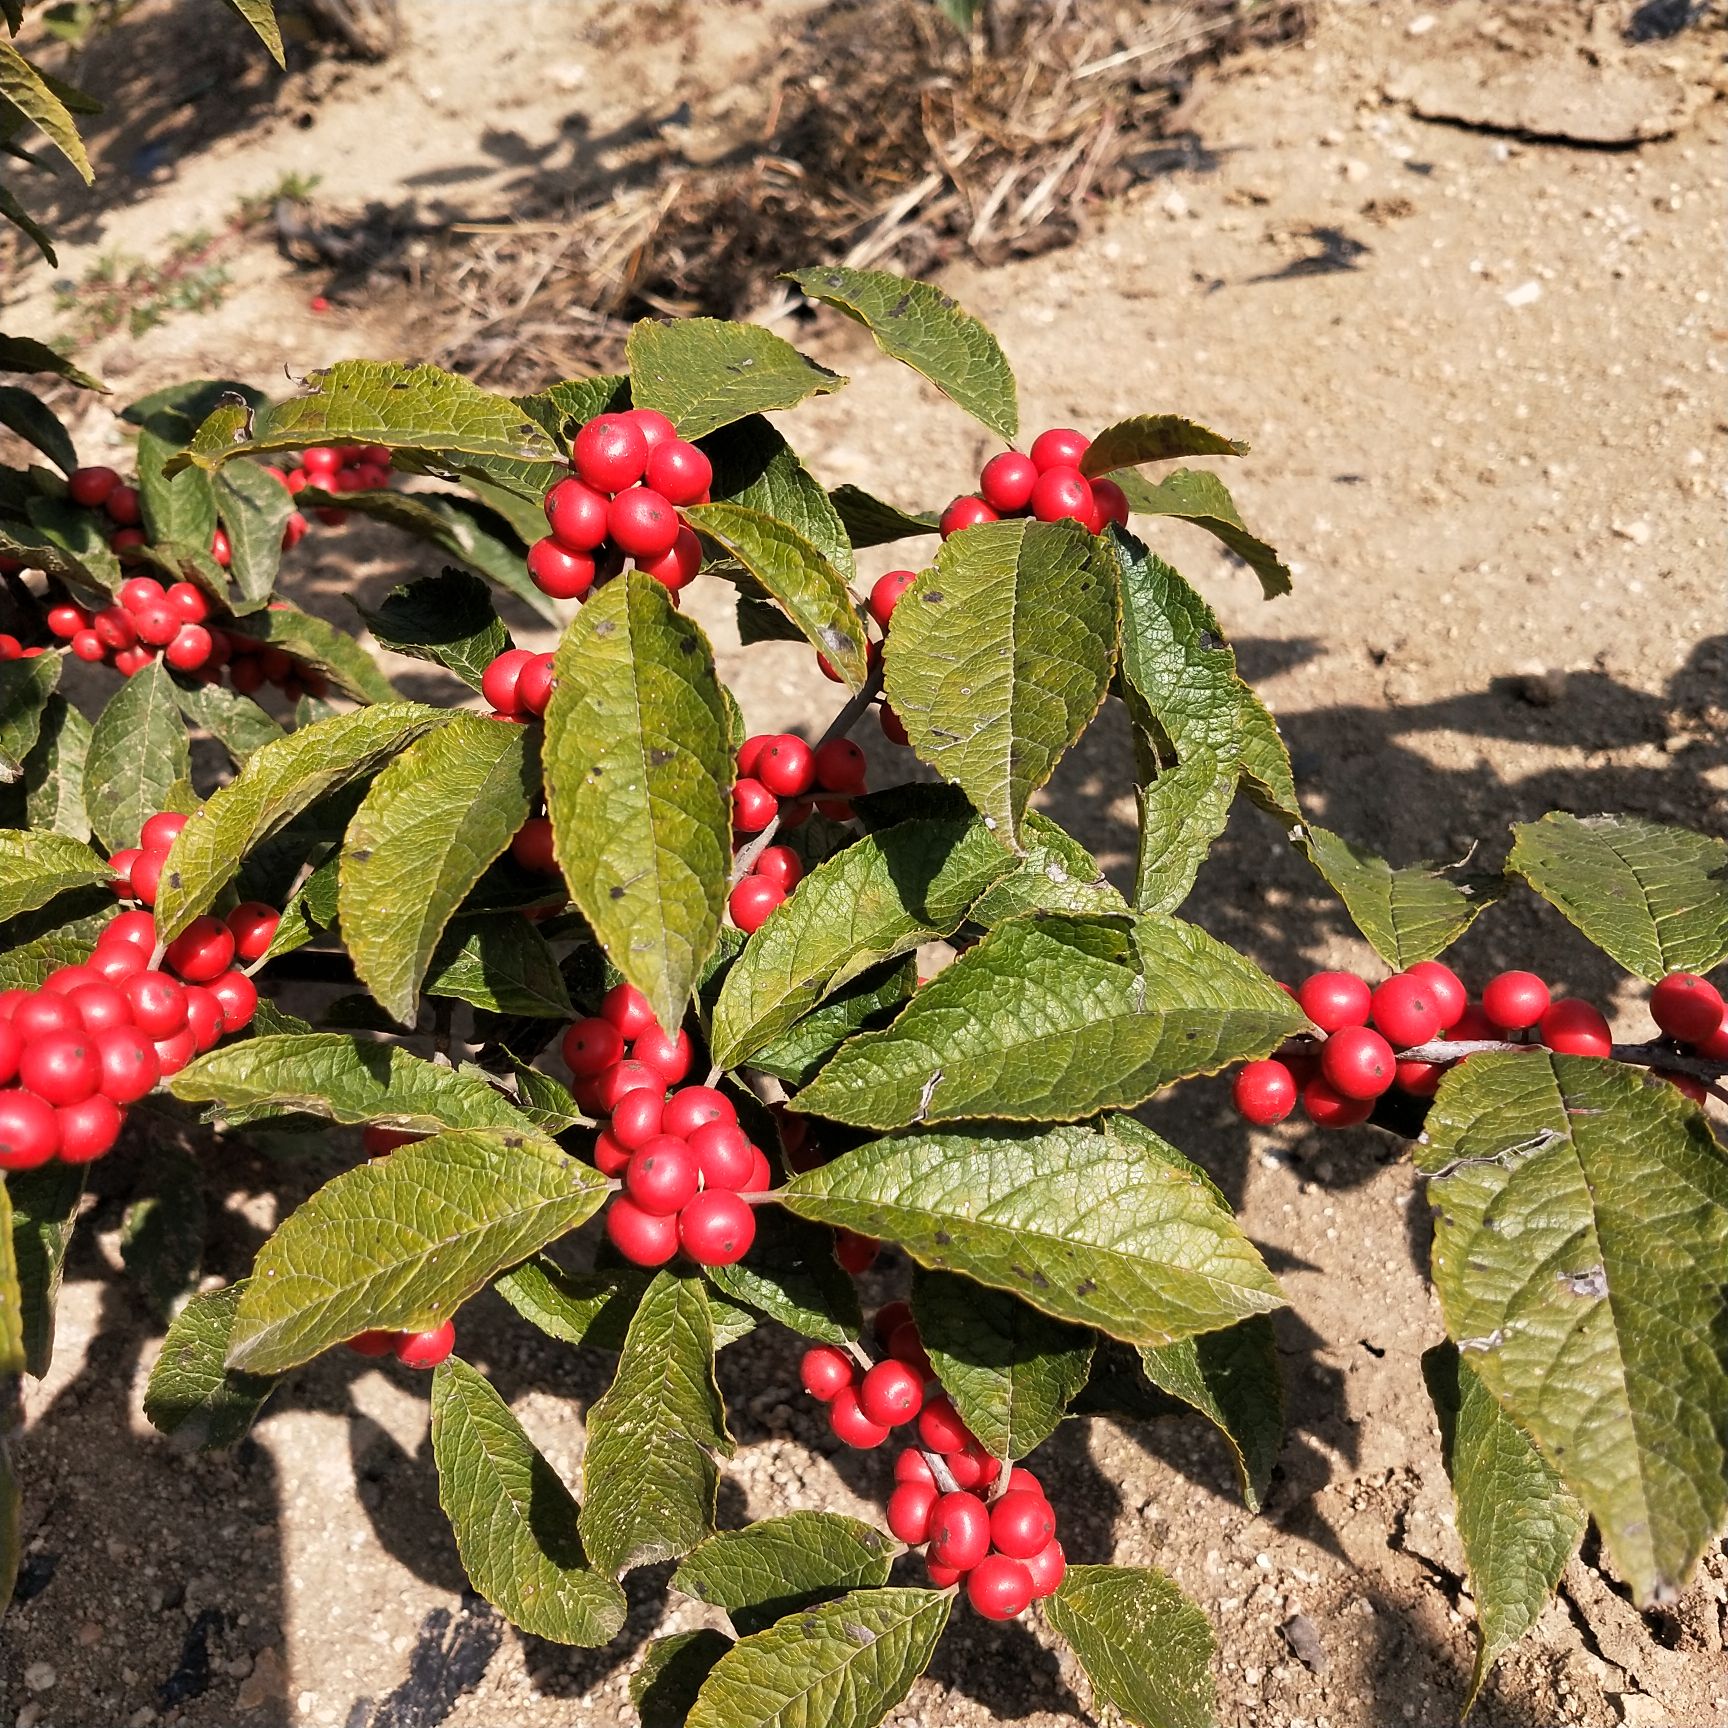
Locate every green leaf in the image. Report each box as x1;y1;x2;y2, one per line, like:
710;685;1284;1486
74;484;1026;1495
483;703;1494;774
675;1513;896;1637
1298;822;1503;970
493;1259;648;1353
710;815;1016;1070
687;1586;949;1728
1045;1565;1217;1728
687;502;869;690
213;459;294;607
223;0;285;67
1133;750;1236;916
171;1031;542;1134
169;671;284;764
1506;812;1728;981
224;603;398;703
0;333;103;391
632;1630;733;1728
625;317;844;442
0;183;57;267
828;483;938;548
701;416;855;582
701;1209;862;1346
1139;1315;1283;1512
0;1177;22;1379
175;361;558;478
580;1270;733;1577
514;373;630;450
785;1117;1285;1347
1414;1051;1728;1604
21;693;90;838
119;1145;204;1321
1114;467;1292;601
136;418;218;557
793;912;1304;1129
227;1127;605;1372
785;266;1017;442
0;650;61;777
745;957;918;1087
1422;1343;1586;1710
0;386;74;473
0;42;93;181
882;518;1117;848
1236;687;1300;825
8;1162;81;1377
966;810;1129;924
0;888;111;991
543;574;731;1034
430;1356;627;1645
339;714;536;1025
425;916;572;1019
84;662;189;851
1083;415;1248;476
912;1271;1094;1460
0;829;107;921
18;493;121;595
154;702;447;940
142;1282;278;1449
357;567;509;691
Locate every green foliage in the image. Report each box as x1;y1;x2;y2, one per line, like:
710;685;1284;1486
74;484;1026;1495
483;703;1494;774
84;662;189;851
673;1512;895;1635
143;1282;279;1450
0;829;107;921
626;318;845;441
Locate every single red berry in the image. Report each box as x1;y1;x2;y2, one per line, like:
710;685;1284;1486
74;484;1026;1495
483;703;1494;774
1698;1011;1728;1060
1321;1024;1396;1099
868;570;917;628
13;994;80;1042
1650;972;1726;1046
636;524;702;591
139;811;187;854
43;965;100;997
609;1086;666;1150
301;447;342;478
527;537;598;599
209;969;258;1033
229;655;265;693
105;908;158;950
563;1016;625;1078
56;1092;122;1164
70;630;105;663
93;606;138;651
895;1446;936;1485
0;1089;58;1171
65;981;130;1034
108;847;142;896
858;1360;924;1428
1445;1004;1498;1046
1370;973;1446;1048
133;603;181;648
607;1195;681;1266
481;648;535;716
661;1084;735;1139
966;1554;1034;1620
917;1395;972;1455
731;777;778;833
601;982;658;1040
166;581;211;623
828;1385;891;1449
46;602;87;640
643;439;711;506
626;1136;701;1216
743;1146;774;1194
1539;997;1613;1058
152;1025;198;1077
990;1491;1056;1559
111;526;149;560
1395;1059;1444;1096
0;636;19;660
887;1482;938;1544
632;1024;692;1085
979;451;1038;514
348;1330;396;1357
165;624;213;671
1664;1072;1709;1104
164;915;236;984
879;704;909;747
1029;427;1091;472
1303;1073;1375;1128
226;902;280;963
678;1187;756;1265
116;973;174;1044
393;1321;457;1369
925;1555;966;1589
729;874;784;934
597;1058;663;1113
1297;971;1372;1032
812;738;867;795
1023;1537;1066;1599
800;1345;855;1402
938;495;999;538
210;527;232;567
544;475;612;551
104;483;142;525
1482;970;1551;1032
68;465;120;508
620;408;677;451
753;845;802;893
888;1322;933;1378
1091;475;1130;528
363;1125;420;1156
944;1440;999;1492
1232;1059;1297;1125
511;815;559;874
609;488;680;560
185;985;226;1052
593;1128;633;1177
834;1228;878;1273
1029;466;1094;524
516;653;555;717
687;1119;755;1190
0;1022;18;1087
755;736;815;798
20;1033;100;1107
928;1491;991;1571
573;415;649;493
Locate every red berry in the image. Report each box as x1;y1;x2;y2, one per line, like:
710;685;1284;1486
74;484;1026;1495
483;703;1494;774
209;969;258;1033
632;1024;692;1085
879;704;909;747
1698;1012;1728;1061
894;1446;935;1485
917;1395;972;1454
607;1195;681;1266
209;527;232;567
1303;1073;1374;1128
1091;475;1130;528
678;1188;756;1266
867;569;917;628
42;966;99;997
858;1360;924;1428
887;1322;933;1378
609;488;680;560
165;625;213;671
46;602;87;640
527;538;598;599
563;1016;625;1078
1023;1537;1066;1599
0;1023;17;1087
643;439;711;506
661;1084;734;1138
924;1555;966;1589
511;815;559;874
226;902;280;962
107;848;141;896
516;653;555;717
887;1482;938;1544
966;1554;1034;1620
1029;427;1091;472
927;1491;991;1571
301;447;341;477
601;982;658;1040
151;1025;198;1077
834;1228;878;1273
938;495;999;538
989;1491;1056;1559
348;1330;395;1357
394;1321;457;1369
1650;972;1725;1046
1395;1059;1444;1096
65;981;130;1034
609;1086;666;1150
801;1345;856;1401
111;527;149;560
979;451;1038;514
1029;466;1093;524
573;415;649;492
0;635;19;659
13;995;80;1042
944;1439;998;1491
1297;971;1372;1031
544;476;612;551
1665;1072;1709;1104
597;1058;663;1113
56;1093;122;1164
636;524;702;591
363;1126;420;1156
184;985;226;1052
687;1119;755;1190
1320;1025;1396;1099
731;777;778;833
19;1032;100;1107
1539;998;1613;1058
104;483;141;525
828;1385;891;1449
729;875;784;934
70;630;105;663
756;735;815;798
68;465;120;508
0;1089;58;1170
626;1135;701;1215
123;971;187;1039
164;915;236;984
133;603;181;648
619;408;676;451
1370;973;1446;1048
93;606;137;650
1482;970;1551;1032
105;908;157;950
1446;1004;1498;1045
139;811;187;855
481;648;535;717
812;738;867;795
166;581;210;623
1232;1058;1297;1125
593;1128;633;1177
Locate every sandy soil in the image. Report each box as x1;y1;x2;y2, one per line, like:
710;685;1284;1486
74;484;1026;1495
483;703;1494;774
5;3;1728;1726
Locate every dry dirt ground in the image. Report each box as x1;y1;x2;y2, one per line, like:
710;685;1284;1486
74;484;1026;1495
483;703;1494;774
5;3;1728;1726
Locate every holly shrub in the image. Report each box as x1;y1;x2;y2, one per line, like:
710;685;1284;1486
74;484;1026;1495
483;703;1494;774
4;11;1728;1728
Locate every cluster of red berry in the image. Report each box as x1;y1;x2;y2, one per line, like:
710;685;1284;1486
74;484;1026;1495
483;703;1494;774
0;814;273;1171
526;411;710;602
938;427;1130;541
562;983;766;1268
264;443;394;549
801;1304;1065;1620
